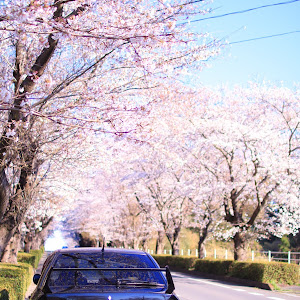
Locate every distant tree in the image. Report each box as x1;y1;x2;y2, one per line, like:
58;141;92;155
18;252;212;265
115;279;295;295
78;232;97;247
279;235;291;252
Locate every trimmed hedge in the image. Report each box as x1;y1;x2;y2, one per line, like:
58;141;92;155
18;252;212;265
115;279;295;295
195;260;300;285
0;262;33;300
17;249;43;268
154;255;300;286
17;252;37;268
194;259;233;276
227;261;264;282
153;255;197;271
29;249;44;267
0;278;18;300
253;262;299;285
0;248;42;300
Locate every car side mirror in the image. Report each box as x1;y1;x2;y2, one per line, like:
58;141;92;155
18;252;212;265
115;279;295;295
33;274;41;285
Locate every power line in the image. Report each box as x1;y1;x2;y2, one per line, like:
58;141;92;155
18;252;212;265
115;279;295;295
184;0;300;24
229;30;300;45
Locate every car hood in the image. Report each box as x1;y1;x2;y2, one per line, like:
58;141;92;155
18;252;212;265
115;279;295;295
45;292;177;300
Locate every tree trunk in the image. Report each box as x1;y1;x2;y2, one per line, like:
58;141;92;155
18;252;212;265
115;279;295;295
31;230;47;250
133;238;140;250
123;240;129;249
31;235;42;251
0;224;17;261
198;219;212;259
198;242;206;259
24;237;33;253
2;241;13;263
171;241;180;255
140;238;148;252
155;230;165;254
0;170;10;221
171;227;181;256
1;229;21;263
233;230;248;261
24;227;35;253
0;167;35;259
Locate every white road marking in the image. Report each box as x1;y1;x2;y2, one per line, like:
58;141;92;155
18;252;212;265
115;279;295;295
233;288;246;292
185;277;251;292
249;292;265;296
267;297;286;300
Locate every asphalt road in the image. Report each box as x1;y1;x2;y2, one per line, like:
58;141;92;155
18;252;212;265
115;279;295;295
172;272;300;300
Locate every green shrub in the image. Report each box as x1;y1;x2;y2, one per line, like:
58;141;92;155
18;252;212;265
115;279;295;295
153;255;197;271
261;262;299;285
0;264;29;300
30;249;43;266
17;262;34;289
229;261;264;281
17;252;38;268
194;259;233;276
17;248;44;269
0;249;43;300
0;278;18;300
0;262;33;296
228;261;299;285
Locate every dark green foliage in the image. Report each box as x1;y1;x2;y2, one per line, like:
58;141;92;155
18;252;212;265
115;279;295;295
229;262;264;281
260;262;299;285
29;249;44;267
279;235;291;252
153;255;197;270
17;248;43;268
0;289;9;300
229;261;299;285
17;252;37;268
195;259;233;276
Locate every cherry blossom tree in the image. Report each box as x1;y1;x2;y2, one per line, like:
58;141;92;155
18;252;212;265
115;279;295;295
123;150;192;255
0;0;221;259
186;85;300;261
132;83;299;260
138;85;225;258
109;87;198;254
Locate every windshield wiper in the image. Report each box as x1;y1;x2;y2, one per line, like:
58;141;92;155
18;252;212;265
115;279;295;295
117;280;165;288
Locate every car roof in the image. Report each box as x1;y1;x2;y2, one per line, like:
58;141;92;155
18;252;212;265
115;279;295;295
53;247;149;255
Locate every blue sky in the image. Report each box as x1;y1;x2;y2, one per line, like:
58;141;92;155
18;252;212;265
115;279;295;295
190;0;300;88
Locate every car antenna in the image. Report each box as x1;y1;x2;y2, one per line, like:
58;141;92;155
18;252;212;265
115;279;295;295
102;237;105;252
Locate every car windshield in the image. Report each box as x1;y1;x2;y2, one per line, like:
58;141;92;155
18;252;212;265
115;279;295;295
46;251;166;292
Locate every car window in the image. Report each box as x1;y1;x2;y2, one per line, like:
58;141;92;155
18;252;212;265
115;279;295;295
53;252;155;268
46;252;166;292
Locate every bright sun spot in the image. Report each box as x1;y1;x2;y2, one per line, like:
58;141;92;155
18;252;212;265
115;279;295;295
44;230;67;251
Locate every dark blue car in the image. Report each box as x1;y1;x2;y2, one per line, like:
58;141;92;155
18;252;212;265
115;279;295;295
30;247;179;300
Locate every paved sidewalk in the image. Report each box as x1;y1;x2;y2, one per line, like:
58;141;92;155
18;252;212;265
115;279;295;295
25;252;50;299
